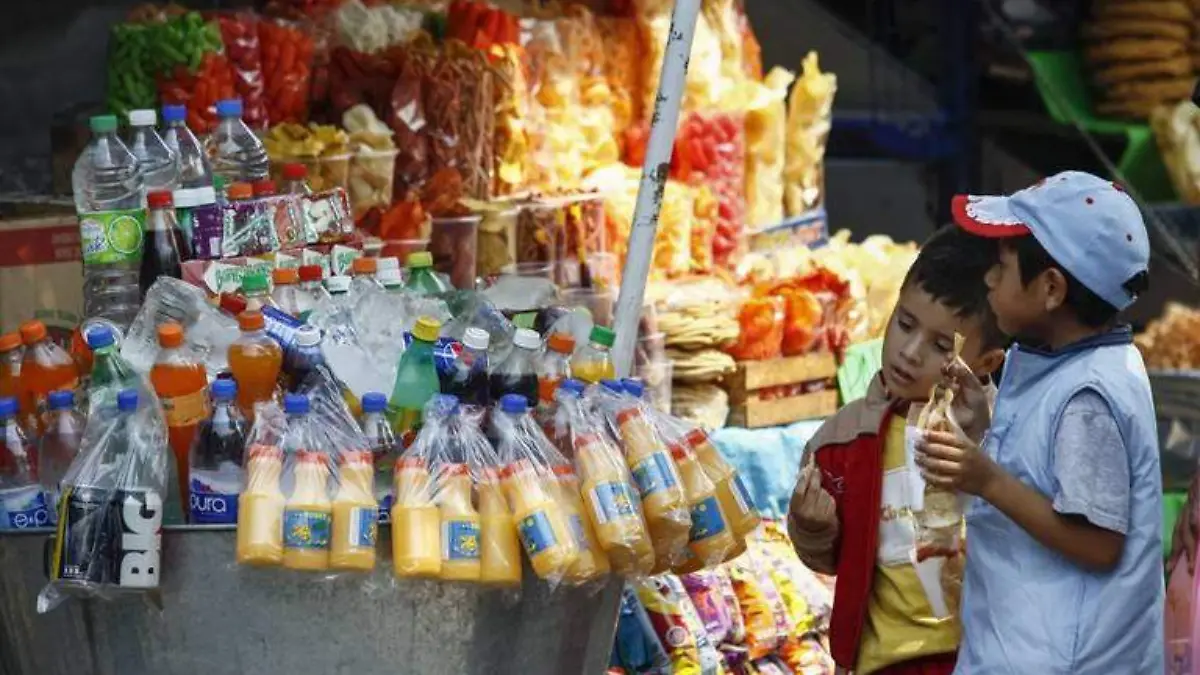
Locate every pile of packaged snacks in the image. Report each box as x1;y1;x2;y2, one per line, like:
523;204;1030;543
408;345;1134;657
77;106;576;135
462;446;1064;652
343;105;399;217
259;18;316;124
784;52;836;216
213;11;268;129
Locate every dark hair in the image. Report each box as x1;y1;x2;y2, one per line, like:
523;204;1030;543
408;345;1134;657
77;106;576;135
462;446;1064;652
903;225;1008;350
1002;234;1148;328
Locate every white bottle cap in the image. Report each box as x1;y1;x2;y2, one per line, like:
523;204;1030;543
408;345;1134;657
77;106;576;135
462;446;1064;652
376;257;400;273
463;327;490;351
377;268;402;287
129;109;157;127
173;186;217;208
513;328;541;350
325;275;351;294
295;325;321;347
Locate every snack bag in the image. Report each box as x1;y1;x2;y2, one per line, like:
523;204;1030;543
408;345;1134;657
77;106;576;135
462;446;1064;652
726;546;787;660
633;575;726;675
682;569;736;657
759;521;832;633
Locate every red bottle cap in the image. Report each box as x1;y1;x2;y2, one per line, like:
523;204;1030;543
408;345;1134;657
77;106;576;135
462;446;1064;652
298;264;323;282
684;428;709;449
251;179;277;197
443;462;469;477
552;465;576;478
238;311;265;331
282;163;308;180
615;408;641;426
219;293;249;317
147;191;174;209
669;442;689;462
19;320;46;345
157;322;184;348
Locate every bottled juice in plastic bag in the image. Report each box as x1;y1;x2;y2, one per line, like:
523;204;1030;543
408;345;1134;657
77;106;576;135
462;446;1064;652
283;449;333;571
671;442;735;573
438;463;482;582
478;467;522;586
331;450;378;571
151;322;209;503
616;407;689;566
18;321;78;432
555;466;610;583
572;326;616;384
392;457;442;578
574;431;653;575
501;459;577;581
686;428;760;539
237;443;285;565
228;311;283;420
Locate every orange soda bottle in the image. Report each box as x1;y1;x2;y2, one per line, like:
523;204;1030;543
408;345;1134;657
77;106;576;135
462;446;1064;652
478;467;522;586
391;457;442;578
150;322;209;503
331;450;379;571
18;320;78;432
0;332;22;400
228;311;283;421
438;463;482;582
501;459;578;581
237;443;286;566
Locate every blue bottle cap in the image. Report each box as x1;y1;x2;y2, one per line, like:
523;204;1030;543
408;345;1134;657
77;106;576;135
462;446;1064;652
600;379;624;394
86;326;115;349
499;394;528;414
362;392;388;413
284;394;309;415
161;104;187;123
216;99;243;117
559;379;586;397
117;389;138;411
0;397;17;417
622;378;645;399
211;379;237;401
47;390;75;411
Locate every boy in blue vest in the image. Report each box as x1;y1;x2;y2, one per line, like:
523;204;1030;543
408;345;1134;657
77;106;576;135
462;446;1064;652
916;171;1164;673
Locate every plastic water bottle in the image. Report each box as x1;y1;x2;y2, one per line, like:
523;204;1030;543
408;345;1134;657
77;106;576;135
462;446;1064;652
127;109;179;192
0;396;50;530
73;114;145;331
39;390;84;523
161;104;212;191
206;99;269;184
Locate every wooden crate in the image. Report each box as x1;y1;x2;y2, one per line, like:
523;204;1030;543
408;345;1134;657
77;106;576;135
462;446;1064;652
725;352;840;428
728;389;839;428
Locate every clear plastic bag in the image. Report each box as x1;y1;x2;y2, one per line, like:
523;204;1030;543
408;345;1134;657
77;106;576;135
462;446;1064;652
258;18;316;124
214;10;268;129
784;52;836;216
743;68;795;228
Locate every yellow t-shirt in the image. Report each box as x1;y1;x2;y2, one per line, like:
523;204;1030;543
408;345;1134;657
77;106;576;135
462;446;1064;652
855;416;960;675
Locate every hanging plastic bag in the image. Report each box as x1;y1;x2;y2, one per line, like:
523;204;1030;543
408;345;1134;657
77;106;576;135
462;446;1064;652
743;68;795;229
683;426;761;550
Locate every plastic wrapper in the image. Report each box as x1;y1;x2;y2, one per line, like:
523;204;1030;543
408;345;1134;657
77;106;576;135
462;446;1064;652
690;184;718;275
387;39;433;199
106;20;161;118
430;215;481;290
1137;303;1200;369
523;19;587;191
612;584;673;674
726;545;789;660
743;69;795;228
259;18;316;124
597;17;643;149
675;111;747;267
632;575;727;675
491;43;532;197
334;0;423;53
300;188;355;245
516;194;609;288
637;9;726;115
219;194;287;258
812;230;918;341
683;427;760;545
681;570;736;655
214;11;268;129
599;171;693;279
754;267;853;358
426;41;494;200
121;276;240;378
784;52;836;216
726;295;785;361
758;521;831;634
344;104;400;217
471;201;519;277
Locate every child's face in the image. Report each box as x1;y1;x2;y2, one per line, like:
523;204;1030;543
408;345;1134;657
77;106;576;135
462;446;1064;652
985;245;1044;340
881;284;991;402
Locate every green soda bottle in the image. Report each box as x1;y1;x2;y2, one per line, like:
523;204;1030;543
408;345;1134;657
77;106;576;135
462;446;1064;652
388;316;442;444
86;325;138;390
405;252;449;296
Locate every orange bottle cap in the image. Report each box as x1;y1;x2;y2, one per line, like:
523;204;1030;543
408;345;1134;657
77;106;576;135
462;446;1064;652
339;450;372;466
296;450;325;463
615;408;641;426
572;433;601;450
397;456;427;470
248;444;283;460
157;322;184;348
227;182;254;200
351;257;376;275
272;267;299;285
684;428;709;449
238;311;265;331
0;332;21;352
552;465;576;478
442;462;469;477
547;332;575;355
669;442;689;462
19;320;46;345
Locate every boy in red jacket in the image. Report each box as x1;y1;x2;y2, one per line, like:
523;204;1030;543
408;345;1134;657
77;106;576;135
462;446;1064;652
788;226;1008;675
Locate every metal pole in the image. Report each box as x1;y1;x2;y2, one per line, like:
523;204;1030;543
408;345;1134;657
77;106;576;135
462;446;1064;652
611;0;702;377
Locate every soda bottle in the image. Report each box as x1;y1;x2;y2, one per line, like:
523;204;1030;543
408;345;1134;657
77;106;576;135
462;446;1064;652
685;428;758;547
237;440;285;566
387;317;442;443
19;320;79;432
126;108;179;192
617;406;688;572
0;396;50;530
438;462;482;582
161;104;212;190
406;252;449;296
74;114;145;331
489;328;540;408
139;191;185;298
331;450;378;571
271;267;303;316
39;390;84;524
350;257;383;299
150;322;209;502
442;327;490;407
52;389;164;589
669;441;735;573
85;325;136;391
228;311;283;420
297;264;327;320
537;332;575;408
0;331;22;400
359;392;398;524
554;464;610;583
572;326;616;384
189;379;247;525
205;99;270;183
281;395;332;571
239;270;274;312
280;163;311;195
286;325;324;390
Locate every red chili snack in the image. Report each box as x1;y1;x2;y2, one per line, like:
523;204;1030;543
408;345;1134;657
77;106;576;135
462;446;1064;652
214;11;268;129
259;18;316;124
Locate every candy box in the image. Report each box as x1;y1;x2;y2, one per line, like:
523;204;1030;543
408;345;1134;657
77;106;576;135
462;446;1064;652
300;188;355;245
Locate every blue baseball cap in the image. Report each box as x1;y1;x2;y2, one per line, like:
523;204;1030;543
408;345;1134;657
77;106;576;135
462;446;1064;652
951;171;1149;311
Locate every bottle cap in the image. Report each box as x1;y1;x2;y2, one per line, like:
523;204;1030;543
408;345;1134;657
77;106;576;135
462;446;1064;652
443;463;469;477
361;392;387;413
284;393;309;414
128;109;157;127
547;332;575;355
669;442;689;462
559;379;586;396
589;325;615;348
513;328;540;350
251;179;277;197
216;99;243;117
351;257;376;275
161;104;186;123
294;325;320;347
238;311;265;331
499;394;528;414
0;332;20;352
172;186;216;208
552;465;576;478
227;182;253;200
272;267;299;285
600;379;624;394
89;115;117;133
432;394;460;416
19;320;46;345
377;268;402;287
282;163;308;180
47;390;75;411
298;264;323;282
0;397;17;417
622;378;645;399
117;389;138;411
684;428;709;449
377;257;400;272
211;379;237;400
157;322;184;348
147;190;174;209
240;271;269;293
86;325;115;349
325;275;351;294
412;316;441;343
219;293;249;317
406;251;433;269
462;327;490;351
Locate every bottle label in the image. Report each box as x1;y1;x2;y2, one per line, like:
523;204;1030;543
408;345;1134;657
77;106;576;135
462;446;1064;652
442;519;481;561
188;477;238;525
731;474;754;517
163;389;210;428
283;509;332;550
590;481;638;525
345;506;378;550
568;514;587;550
630;452;678;499
0;485;51;530
79;209;146;265
517;510;558;556
53;487;163;588
262;305;303;350
688;496;728;542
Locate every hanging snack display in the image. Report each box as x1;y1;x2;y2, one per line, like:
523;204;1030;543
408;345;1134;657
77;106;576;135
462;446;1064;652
783;52;836;216
213;11;268;129
259;18;317;125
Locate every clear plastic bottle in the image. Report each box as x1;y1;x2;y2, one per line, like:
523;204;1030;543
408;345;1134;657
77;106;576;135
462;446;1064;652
139;191;185;298
205;99;269;184
406;252;449;296
127;108;179;192
228;311;283;421
572;326;616;384
489;328;540;408
297;265;327;320
39;390;84;524
0;332;23;400
189;379;247;525
350;257;383;299
161;104;212;190
74;114;145;330
19;321;79;433
271;267;303;316
240;270;275;312
0;396;49;530
537;332;575;408
359;392;398;524
281;163;311;195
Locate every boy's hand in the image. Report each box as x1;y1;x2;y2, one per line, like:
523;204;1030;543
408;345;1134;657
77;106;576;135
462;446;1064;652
791;461;837;530
943;357;991;444
916;429;1001;498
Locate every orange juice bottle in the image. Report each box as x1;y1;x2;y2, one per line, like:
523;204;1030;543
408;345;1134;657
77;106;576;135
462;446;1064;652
0;332;22;400
574;432;653;575
237;443;285;565
438;463;482;582
283;450;333;571
671;442;735;572
391;457;442;578
18;321;78;433
331;450;378;571
616;407;688;554
478;467;522;586
150;322;209;503
686;428;760;539
501;459;577;581
228;311;283;421
554;465;610;583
